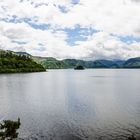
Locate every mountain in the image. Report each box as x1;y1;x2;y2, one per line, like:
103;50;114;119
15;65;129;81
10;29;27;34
33;58;110;69
14;53;111;69
0;50;46;73
34;56;140;69
34;58;125;69
32;57;68;69
123;57;140;68
63;59;125;68
95;60;125;68
1;50;139;70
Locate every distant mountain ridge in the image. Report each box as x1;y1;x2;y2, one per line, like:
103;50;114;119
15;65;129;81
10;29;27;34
15;51;140;69
123;57;140;68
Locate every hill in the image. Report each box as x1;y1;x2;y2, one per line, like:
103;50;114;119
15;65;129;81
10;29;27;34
32;57;68;69
32;58;110;69
5;51;140;69
34;58;125;69
123;57;140;68
0;50;46;73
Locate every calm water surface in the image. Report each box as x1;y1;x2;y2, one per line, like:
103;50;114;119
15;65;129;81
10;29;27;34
0;69;140;140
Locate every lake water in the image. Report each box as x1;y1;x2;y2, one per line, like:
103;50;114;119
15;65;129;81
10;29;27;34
0;69;140;140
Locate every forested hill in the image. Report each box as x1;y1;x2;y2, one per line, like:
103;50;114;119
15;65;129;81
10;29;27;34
4;51;140;69
0;50;46;73
33;57;125;69
33;56;140;69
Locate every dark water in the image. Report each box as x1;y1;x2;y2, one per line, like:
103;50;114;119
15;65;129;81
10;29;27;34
0;69;140;140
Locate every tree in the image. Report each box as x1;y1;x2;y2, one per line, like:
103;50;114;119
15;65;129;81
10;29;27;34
0;118;21;140
128;134;136;140
74;65;85;70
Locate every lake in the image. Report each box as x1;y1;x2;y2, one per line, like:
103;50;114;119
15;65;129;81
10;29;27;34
0;69;140;140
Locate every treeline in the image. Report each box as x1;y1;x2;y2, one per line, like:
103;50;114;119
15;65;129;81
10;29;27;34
0;50;46;73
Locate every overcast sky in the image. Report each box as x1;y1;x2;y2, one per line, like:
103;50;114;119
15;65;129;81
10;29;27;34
0;0;140;60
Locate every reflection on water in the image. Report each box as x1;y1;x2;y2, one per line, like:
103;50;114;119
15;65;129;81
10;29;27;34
0;69;140;140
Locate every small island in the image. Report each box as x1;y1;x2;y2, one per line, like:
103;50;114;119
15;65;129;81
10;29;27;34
0;50;46;73
74;65;85;70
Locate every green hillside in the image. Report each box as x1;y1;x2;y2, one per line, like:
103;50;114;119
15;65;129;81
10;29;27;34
35;57;140;69
33;58;119;69
33;57;68;69
0;50;46;73
15;51;140;69
123;57;140;68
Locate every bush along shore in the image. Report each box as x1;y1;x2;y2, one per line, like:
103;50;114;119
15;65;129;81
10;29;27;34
0;50;46;73
0;118;21;139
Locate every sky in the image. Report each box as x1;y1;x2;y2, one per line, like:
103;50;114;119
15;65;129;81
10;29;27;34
0;0;140;60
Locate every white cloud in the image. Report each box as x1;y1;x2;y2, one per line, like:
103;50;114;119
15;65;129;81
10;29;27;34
50;0;140;36
0;0;140;60
1;0;140;36
75;32;140;60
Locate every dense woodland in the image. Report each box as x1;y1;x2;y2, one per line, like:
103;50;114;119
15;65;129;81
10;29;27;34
0;50;46;73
